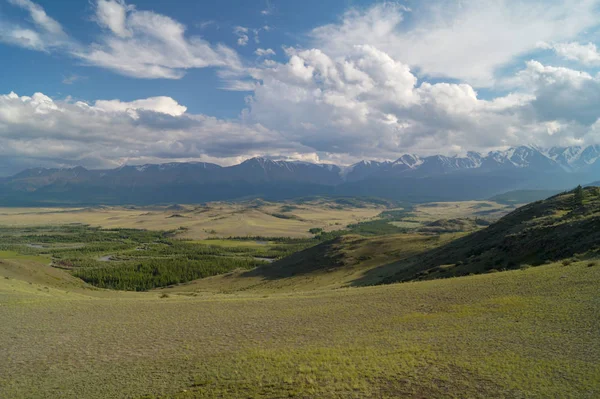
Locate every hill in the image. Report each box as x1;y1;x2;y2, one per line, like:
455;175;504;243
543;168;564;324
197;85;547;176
2;255;599;398
380;186;600;283
1;192;600;398
187;187;600;293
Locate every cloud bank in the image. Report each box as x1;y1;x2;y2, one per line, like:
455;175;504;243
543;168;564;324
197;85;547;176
1;0;600;174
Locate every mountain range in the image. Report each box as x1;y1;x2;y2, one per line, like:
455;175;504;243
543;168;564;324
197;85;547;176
1;145;598;205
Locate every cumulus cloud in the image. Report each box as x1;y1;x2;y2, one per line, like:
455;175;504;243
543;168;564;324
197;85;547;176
517;61;600;127
244;45;600;158
2;0;600;167
0;91;312;175
310;1;600;86
93;96;188;117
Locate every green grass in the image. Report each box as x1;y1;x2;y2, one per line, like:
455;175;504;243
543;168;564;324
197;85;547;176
190;239;274;247
0;250;49;263
0;260;598;398
1;193;599;397
382;187;600;283
0;227;316;291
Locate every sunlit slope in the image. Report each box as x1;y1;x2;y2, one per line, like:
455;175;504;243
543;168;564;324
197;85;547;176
1;260;599;398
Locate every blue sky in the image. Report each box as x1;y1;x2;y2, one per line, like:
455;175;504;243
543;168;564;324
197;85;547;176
1;0;600;175
0;0;378;118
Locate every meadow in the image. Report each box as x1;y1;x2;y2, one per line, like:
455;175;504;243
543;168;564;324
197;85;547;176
0;257;598;398
0;198;385;239
2;194;597;398
0;198;515;292
0;197;514;239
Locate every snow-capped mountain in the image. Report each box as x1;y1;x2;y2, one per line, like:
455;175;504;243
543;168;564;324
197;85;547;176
1;145;598;205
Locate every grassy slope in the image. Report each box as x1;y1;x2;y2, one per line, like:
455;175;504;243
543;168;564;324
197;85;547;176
381;187;600;283
177;189;600;293
1;257;599;398
161;233;459;294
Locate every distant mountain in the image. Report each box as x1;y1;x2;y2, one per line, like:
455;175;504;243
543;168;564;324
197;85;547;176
1;145;598;205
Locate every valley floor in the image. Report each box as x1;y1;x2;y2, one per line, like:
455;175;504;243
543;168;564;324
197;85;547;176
1;258;599;398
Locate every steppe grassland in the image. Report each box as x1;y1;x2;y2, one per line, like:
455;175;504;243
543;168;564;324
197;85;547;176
0;199;514;239
0;257;598;399
0;201;384;239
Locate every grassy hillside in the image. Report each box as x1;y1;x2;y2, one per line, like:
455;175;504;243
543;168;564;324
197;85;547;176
1;257;599;398
381;186;600;283
189;188;599;292
1;192;599;398
169;234;458;294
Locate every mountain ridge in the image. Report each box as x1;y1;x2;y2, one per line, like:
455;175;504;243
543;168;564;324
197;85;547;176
1;145;598;205
9;144;600;180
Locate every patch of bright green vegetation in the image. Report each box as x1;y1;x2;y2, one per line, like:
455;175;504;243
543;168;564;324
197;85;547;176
0;250;49;263
308;203;418;238
72;256;267;291
0;226;317;291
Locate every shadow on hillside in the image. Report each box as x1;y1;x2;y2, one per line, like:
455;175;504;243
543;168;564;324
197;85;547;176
241;188;600;287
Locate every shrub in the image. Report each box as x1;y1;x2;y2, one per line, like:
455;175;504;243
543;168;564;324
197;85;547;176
588;262;597;267
562;259;573;266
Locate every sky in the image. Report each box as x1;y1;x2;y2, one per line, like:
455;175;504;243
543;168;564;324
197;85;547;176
1;0;600;175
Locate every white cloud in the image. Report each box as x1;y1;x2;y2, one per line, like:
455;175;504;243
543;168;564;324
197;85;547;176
62;74;86;85
261;0;273;16
539;42;600;66
1;0;71;51
244;45;600;158
234;26;249;46
7;0;66;36
517;61;600;126
95;0;132;38
0;91;310;174
94;96;188;117
255;48;275;57
75;1;244;79
310;1;600;87
2;0;243;80
0;27;45;50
